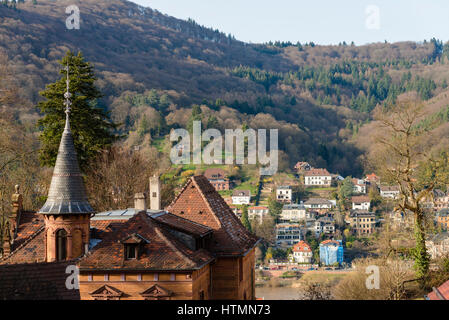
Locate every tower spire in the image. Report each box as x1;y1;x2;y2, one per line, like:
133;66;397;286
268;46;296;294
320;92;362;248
39;62;94;215
64;63;72;131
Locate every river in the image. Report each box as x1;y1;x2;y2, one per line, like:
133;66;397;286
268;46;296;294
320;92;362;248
256;285;303;300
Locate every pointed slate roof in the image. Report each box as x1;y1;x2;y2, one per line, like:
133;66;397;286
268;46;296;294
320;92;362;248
39;66;94;215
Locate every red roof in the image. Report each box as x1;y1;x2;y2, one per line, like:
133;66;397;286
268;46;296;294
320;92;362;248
204;168;227;180
304;168;331;176
292;241;311;252
150;211;213;237
0;261;80;300
167;175;259;257
365;173;380;181
427;279;449;300
1;226;46;265
78;212;214;271
11;211;44;250
352;195;370;203
320;239;341;246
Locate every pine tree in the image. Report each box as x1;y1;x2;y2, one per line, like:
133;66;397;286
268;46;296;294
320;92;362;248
37;51;118;170
241;205;252;232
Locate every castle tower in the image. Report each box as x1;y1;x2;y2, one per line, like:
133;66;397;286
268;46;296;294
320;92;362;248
38;65;94;262
149;175;161;211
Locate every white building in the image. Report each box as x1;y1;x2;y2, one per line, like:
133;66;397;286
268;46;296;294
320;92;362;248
303;198;333;210
352;178;367;194
276;186;292;203
275;223;302;247
352;196;371;211
280;204;307;222
291;241;313;264
248;206;269;223
232;190;251;205
304;168;332;187
380;186;400;199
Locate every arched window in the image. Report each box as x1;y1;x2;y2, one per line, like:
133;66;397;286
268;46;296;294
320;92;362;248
56;229;67;261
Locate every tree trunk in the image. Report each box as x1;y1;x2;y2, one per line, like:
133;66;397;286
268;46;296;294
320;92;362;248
413;209;429;282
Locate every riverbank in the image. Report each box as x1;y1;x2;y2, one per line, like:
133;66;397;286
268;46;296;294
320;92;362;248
256;270;353;300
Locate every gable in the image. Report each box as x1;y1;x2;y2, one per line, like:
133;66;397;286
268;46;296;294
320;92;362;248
140;284;173;298
167;176;259;257
90;285;123;299
168;180;221;229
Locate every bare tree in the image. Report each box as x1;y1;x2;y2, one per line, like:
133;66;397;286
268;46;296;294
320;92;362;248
84;146;174;212
333;258;415;300
371;97;449;281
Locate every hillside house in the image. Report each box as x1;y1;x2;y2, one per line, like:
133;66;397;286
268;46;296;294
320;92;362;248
352;178;367;194
204;168;231;191
275;223;302;247
294;161;311;173
304;169;332;187
276;186;292;203
380;186;400;199
280;204;307;222
319;240;344;266
291;241;313;264
350;210;376;235
248;206;269;223
352;196;371;211
232;190;251;205
303;198;333;212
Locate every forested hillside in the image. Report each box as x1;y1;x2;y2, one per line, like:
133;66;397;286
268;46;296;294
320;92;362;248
2;0;449;176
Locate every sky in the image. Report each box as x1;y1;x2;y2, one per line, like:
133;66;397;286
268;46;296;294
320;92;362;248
130;0;449;45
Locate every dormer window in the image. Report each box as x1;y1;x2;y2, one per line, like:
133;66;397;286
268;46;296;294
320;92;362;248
120;233;149;261
125;244;137;260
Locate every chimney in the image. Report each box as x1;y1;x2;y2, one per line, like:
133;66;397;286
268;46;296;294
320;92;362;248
2;225;11;257
149;175;161;211
134;193;147;212
10;185;23;239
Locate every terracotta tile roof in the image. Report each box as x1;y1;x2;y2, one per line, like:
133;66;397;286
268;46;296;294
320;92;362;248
204;168;227;180
365;173;380;181
232;189;251;197
167;175;259;257
292;241;311;253
320;240;342;246
427;279;449;300
0;261;80;300
90;219;127;239
78;212;214;271
12;211;44;250
150;212;213;237
1;227;46;265
352;196;371;203
304;168;331;176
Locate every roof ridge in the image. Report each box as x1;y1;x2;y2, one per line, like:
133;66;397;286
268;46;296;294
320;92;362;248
153;211;213;231
0;226;45;263
153;225;196;267
191;176;258;247
191;176;223;228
